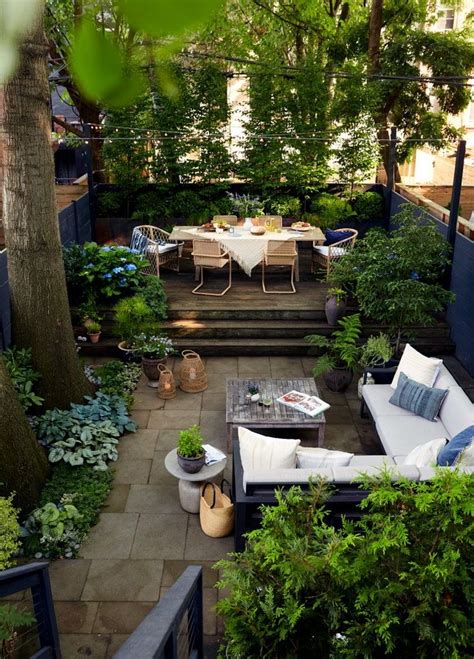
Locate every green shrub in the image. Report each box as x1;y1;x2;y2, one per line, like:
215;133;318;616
86;360;142;397
217;470;474;658
310;192;354;229
114;295;157;346
22;499;82;559
264;194;301;218
0;604;35;648
352;190;384;222
141;276;168;320
0;496;20;570
177;425;204;458
2;347;44;412
96;191;123;217
169;190;209;221
132;190;170;223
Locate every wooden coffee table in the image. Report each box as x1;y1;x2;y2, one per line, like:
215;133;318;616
226;378;327;452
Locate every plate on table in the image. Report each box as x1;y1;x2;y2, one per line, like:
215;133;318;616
290;223;311;232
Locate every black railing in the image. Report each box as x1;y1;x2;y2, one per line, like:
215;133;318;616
113;565;203;659
0;562;61;658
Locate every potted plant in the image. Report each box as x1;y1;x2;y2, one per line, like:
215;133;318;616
305;314;362;392
226;193;263;231
325;287;347;326
133;333;175;387
114;295;155;356
177;424;206;474
358;333;395;398
85;320;102;344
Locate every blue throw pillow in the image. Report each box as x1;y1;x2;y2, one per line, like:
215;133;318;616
389;372;448;421
437;425;474;466
325;229;353;245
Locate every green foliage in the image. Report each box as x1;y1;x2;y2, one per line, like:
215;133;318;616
34;392;136;470
352;190;384;222
133;334;174;359
114;295;157;346
131;190;170;223
63;242;148;305
217;470;474;658
360;333;394;368
264;195;301;218
334;119;380;195
2;347;44;412
87;360;142;399
97;190;123;217
306;314;362;376
0;496;20;570
22;499;83;559
311;193;354;229
331;206;454;352
0;605;35;645
327;287;346;302
86;321;101;334
226;193;263;218
177;425;204;458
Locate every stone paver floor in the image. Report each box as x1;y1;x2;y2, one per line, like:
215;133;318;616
47;354;472;657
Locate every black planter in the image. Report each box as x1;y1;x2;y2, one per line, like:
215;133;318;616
325;295;347;326
177;452;206;474
367;359;399;385
323;367;353;392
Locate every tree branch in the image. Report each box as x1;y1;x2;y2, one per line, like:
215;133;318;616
251;0;313;32
52;116;84;137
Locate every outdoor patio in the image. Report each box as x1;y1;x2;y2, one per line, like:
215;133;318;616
36;353;473;657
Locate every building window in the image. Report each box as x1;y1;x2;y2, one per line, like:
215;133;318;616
436;8;455;30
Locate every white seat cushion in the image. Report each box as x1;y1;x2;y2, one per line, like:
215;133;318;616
313;245;347;257
349;455;396;467
391;343;442;389
238;427;300;471
146;243;178;255
433;365;458;389
332;465;420;484
363;384;416;418
375;415;450;457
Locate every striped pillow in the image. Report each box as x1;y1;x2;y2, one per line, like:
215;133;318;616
389;372;448;421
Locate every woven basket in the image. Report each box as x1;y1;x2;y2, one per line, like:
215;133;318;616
157;364;176;399
200;481;234;538
178;350;208;393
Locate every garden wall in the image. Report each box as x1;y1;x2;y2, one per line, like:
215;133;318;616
390;189;474;376
0;191;91;349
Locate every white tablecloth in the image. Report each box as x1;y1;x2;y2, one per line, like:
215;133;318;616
179;227;300;276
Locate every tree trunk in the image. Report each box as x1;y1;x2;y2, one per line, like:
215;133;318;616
0;358;49;514
2;12;92;409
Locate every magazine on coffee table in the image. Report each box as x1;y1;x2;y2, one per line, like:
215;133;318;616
277;390;330;417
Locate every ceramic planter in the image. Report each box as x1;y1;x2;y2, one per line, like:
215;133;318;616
325;295;347;326
177;452;206;474
88;332;101;344
323;366;353;392
142;356;167;388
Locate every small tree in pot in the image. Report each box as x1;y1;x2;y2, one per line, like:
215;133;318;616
114;295;155;356
305;314;361;392
177;425;205;474
324;287;347;326
358;332;395;397
133;334;175;387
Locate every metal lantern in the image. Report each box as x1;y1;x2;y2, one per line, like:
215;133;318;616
157;364;176;399
178;350;208;393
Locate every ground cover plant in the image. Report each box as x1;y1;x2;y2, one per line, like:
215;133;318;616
3;347;44;413
0;496;20;570
217;470;474;658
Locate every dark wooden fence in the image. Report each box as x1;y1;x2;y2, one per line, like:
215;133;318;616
0;190;91;349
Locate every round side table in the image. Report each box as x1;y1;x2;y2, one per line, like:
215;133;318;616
164;449;227;514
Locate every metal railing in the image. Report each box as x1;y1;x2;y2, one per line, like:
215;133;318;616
113;565;204;659
0;562;61;658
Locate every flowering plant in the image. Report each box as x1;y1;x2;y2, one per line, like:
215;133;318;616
64;242;148;302
133;334;175;359
226;193;263;218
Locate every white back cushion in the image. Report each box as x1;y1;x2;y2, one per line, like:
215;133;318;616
238;427;300;471
403;437;447;467
296;447;353;468
391;344;442;390
439;386;474;438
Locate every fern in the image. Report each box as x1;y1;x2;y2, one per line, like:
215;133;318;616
305;314;362;374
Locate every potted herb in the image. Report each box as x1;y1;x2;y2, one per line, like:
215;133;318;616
358;333;395;398
133;334;175;387
305;314;362;392
177;424;206;474
325;287;347;326
248;385;260;402
85;320;102;344
114;295;155;356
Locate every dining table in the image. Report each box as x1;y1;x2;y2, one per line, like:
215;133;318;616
168;224;325;282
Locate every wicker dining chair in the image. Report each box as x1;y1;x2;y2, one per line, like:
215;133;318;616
262;239;297;294
131;225;184;277
192;240;232;296
212;215;238;226
312;228;358;279
254;215;283;228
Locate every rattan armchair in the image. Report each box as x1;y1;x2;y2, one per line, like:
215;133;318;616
312;228;358;279
192;240;232;296
212;215;238;226
131;225;183;277
262;239;297;294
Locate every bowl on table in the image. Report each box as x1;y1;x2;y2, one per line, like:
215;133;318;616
250;226;266;235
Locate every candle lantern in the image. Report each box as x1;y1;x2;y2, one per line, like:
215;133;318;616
157;364;176;399
178;350;208;393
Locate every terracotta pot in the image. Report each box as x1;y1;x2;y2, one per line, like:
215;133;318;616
323;367;353;392
141;356;167;388
325;295;347;326
88;332;101;344
177;452;206;474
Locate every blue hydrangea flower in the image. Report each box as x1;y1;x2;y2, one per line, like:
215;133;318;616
129;248;139;254
102;273;112;279
101;246;111;252
410;271;420;280
119;278;127;286
125;263;137;271
112;266;124;274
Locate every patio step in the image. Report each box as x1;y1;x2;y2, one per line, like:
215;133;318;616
167;308;329;321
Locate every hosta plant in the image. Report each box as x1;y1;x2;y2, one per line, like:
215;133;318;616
21;498;83;559
47;419;120;470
